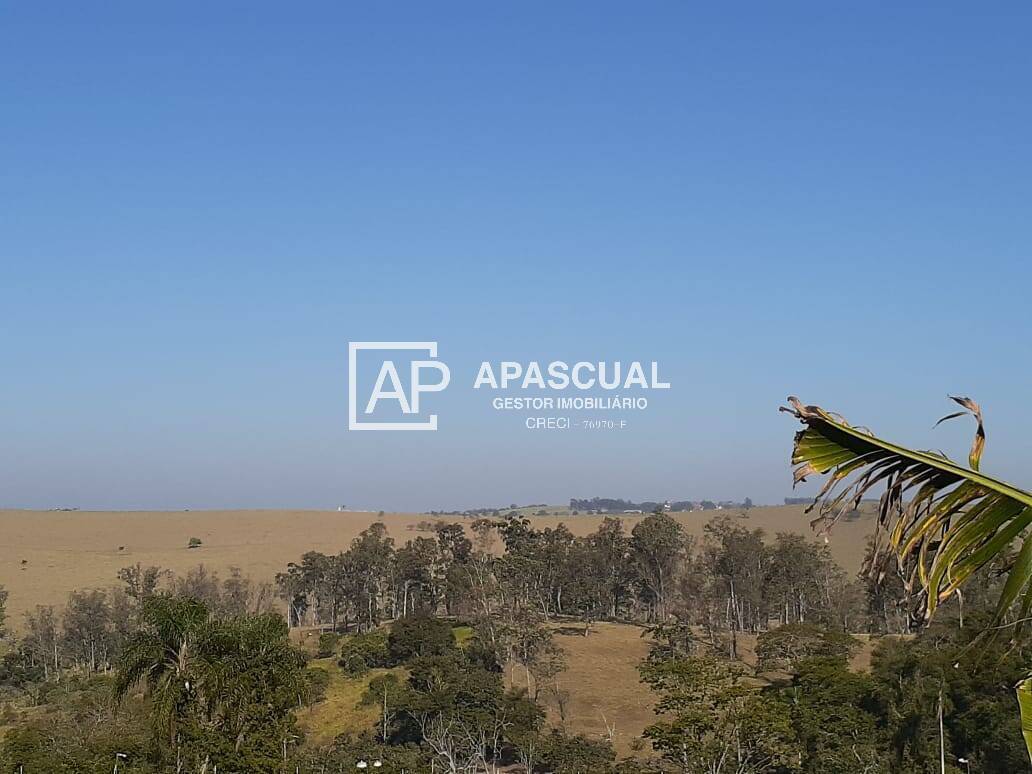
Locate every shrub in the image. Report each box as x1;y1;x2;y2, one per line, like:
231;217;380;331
187;537;203;549
387;614;456;664
0;649;45;688
306;667;331;704
540;730;616;773
338;629;391;672
317;631;341;659
341;654;370;677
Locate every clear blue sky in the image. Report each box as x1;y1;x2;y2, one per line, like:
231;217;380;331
2;3;1030;511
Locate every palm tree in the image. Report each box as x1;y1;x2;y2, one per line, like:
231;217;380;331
113;595;213;771
782;396;1032;760
115;596;308;772
207;612;308;754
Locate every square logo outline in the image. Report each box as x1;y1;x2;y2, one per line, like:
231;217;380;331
348;341;442;431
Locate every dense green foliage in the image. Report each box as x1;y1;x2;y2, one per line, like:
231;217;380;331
114;596;307;773
338;629;391;675
640;617;1030;773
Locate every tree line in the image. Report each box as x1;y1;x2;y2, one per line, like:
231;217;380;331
272;512;917;645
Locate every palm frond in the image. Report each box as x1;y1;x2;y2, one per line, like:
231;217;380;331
781;396;1032;624
113;634;164;702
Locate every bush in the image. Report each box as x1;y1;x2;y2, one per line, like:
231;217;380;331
306;667;331;704
0;649;45;688
187;537;203;549
338;629;391;672
387;614;456;664
341;654;370;677
317;631;341;658
540;730;616;773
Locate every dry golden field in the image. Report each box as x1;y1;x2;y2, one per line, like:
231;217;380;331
508;621;655;755
0;505;876;628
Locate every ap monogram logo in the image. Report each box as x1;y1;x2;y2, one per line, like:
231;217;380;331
347;342;451;430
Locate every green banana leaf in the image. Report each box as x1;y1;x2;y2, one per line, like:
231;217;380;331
782;396;1032;763
1020;678;1032;760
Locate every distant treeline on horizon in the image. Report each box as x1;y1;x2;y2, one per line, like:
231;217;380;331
569;497;752;513
422;496;756;518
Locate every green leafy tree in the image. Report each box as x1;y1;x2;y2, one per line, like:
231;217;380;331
1;675;154;774
361;672;407;742
113;595;210;764
387;612;457;664
504;690;547;772
295;732;429;772
755;623;859;673
631;511;687;620
870;618;1030;774
540;730;616;773
641;651;800;773
349;523;397;629
338;628;391;675
787;658;887;773
391;649;535;772
114;595;306;773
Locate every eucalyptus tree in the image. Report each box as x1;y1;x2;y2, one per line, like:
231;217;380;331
0;585;7;640
60;589;116;672
436;522;475;615
587;517;634;619
274;561;309;628
23;605;60;679
117;563;165;604
702;517;767;650
348;523;397;628
630;510;688;621
171;564;223;610
396;536;444;616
